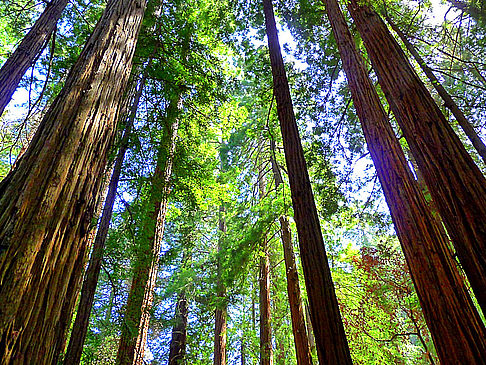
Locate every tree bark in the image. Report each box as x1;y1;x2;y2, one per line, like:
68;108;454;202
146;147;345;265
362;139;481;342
347;0;486;317
168;291;188;365
323;0;486;362
63;70;147;365
262;1;352;363
386;16;486;166
0;0;146;362
116;95;180;365
214;205;227;365
0;0;69;117
258;164;273;365
269;141;313;365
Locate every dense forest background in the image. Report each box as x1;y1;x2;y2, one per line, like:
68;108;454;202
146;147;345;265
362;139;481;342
1;0;485;364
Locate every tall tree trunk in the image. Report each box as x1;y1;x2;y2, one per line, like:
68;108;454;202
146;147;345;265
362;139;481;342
262;1;352;363
116;94;181;365
63;70;147;365
323;0;486;362
0;0;69;116
347;0;486;317
304;303;316;356
269;140;313;365
240;337;245;365
386;16;486;165
258;164;273;365
0;0;146;362
168;291;188;365
214;205;227;365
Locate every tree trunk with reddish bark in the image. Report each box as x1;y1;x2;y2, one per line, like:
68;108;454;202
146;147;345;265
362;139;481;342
262;0;352;363
0;0;146;362
258;164;273;365
323;0;486;362
347;0;486;317
115;94;180;365
0;0;69;116
63;70;147;365
386;16;486;165
168;291;188;365
214;205;227;365
269;141;313;365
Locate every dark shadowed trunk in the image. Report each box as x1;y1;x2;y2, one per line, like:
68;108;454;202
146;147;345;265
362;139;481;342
258;164;272;365
323;0;486;362
347;0;486;317
386;16;486;165
0;0;146;362
269;140;313;365
63;70;147;365
116;94;181;365
0;0;69;116
262;0;352;363
214;205;227;365
168;291;188;365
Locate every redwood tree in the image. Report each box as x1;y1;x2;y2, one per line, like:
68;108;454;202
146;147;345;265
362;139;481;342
262;0;352;363
63;69;148;365
0;0;146;362
0;0;69;116
258;163;273;365
269;140;313;365
386;16;486;165
168;291;189;365
322;0;486;362
214;205;228;365
347;0;486;316
116;92;181;365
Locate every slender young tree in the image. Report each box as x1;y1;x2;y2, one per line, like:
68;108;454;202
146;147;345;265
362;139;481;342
0;0;146;362
214;205;228;365
63;69;148;365
258;162;273;365
322;0;486;362
347;0;486;316
386;16;486;165
262;0;352;363
0;0;69;116
116;91;181;365
269;140;313;365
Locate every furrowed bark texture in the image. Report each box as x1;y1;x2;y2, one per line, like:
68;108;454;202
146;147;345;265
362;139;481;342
270;141;313;365
258;165;273;365
324;0;486;362
262;0;352;363
0;0;146;363
348;0;486;316
168;291;188;365
116;96;180;365
0;0;69;116
214;205;227;365
63;72;147;365
386;17;486;165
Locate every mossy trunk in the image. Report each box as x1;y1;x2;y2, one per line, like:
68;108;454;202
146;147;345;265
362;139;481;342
116;95;180;365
